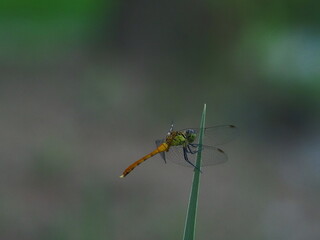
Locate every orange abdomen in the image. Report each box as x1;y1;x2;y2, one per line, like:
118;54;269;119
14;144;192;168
120;143;169;178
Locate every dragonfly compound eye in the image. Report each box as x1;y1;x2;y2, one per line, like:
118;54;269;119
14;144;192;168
186;129;195;135
185;129;196;143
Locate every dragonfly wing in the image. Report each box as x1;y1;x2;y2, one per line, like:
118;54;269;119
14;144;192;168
204;125;238;146
155;139;166;162
179;125;237;146
165;144;227;167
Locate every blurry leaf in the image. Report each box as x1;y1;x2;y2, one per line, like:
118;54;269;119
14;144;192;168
183;104;206;240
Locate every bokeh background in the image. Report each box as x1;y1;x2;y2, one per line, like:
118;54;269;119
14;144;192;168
1;0;320;239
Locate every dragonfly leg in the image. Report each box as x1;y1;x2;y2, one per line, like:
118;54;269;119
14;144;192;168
187;144;198;154
190;143;199;148
189;144;205;153
183;147;202;172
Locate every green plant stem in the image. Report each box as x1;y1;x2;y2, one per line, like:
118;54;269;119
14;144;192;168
183;103;206;240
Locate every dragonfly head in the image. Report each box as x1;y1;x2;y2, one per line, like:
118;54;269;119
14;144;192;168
185;129;197;143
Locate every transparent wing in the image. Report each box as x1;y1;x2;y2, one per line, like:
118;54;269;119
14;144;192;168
179;125;238;146
164;144;228;167
155;139;166;161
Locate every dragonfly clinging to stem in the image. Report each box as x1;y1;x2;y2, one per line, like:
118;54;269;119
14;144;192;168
120;123;237;178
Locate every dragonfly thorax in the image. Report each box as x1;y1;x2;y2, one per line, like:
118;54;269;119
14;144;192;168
166;130;197;147
166;131;186;146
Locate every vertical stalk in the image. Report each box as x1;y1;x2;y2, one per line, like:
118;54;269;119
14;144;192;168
183;104;206;240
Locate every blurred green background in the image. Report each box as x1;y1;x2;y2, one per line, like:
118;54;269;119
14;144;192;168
1;0;320;239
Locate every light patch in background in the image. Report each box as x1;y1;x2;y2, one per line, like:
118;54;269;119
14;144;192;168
261;200;320;240
263;29;320;81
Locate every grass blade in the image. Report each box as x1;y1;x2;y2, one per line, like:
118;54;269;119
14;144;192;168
183;103;206;240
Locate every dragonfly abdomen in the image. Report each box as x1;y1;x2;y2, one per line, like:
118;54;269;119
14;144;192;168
120;143;168;178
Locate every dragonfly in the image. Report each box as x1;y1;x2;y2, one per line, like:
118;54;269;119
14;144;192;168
120;123;237;178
